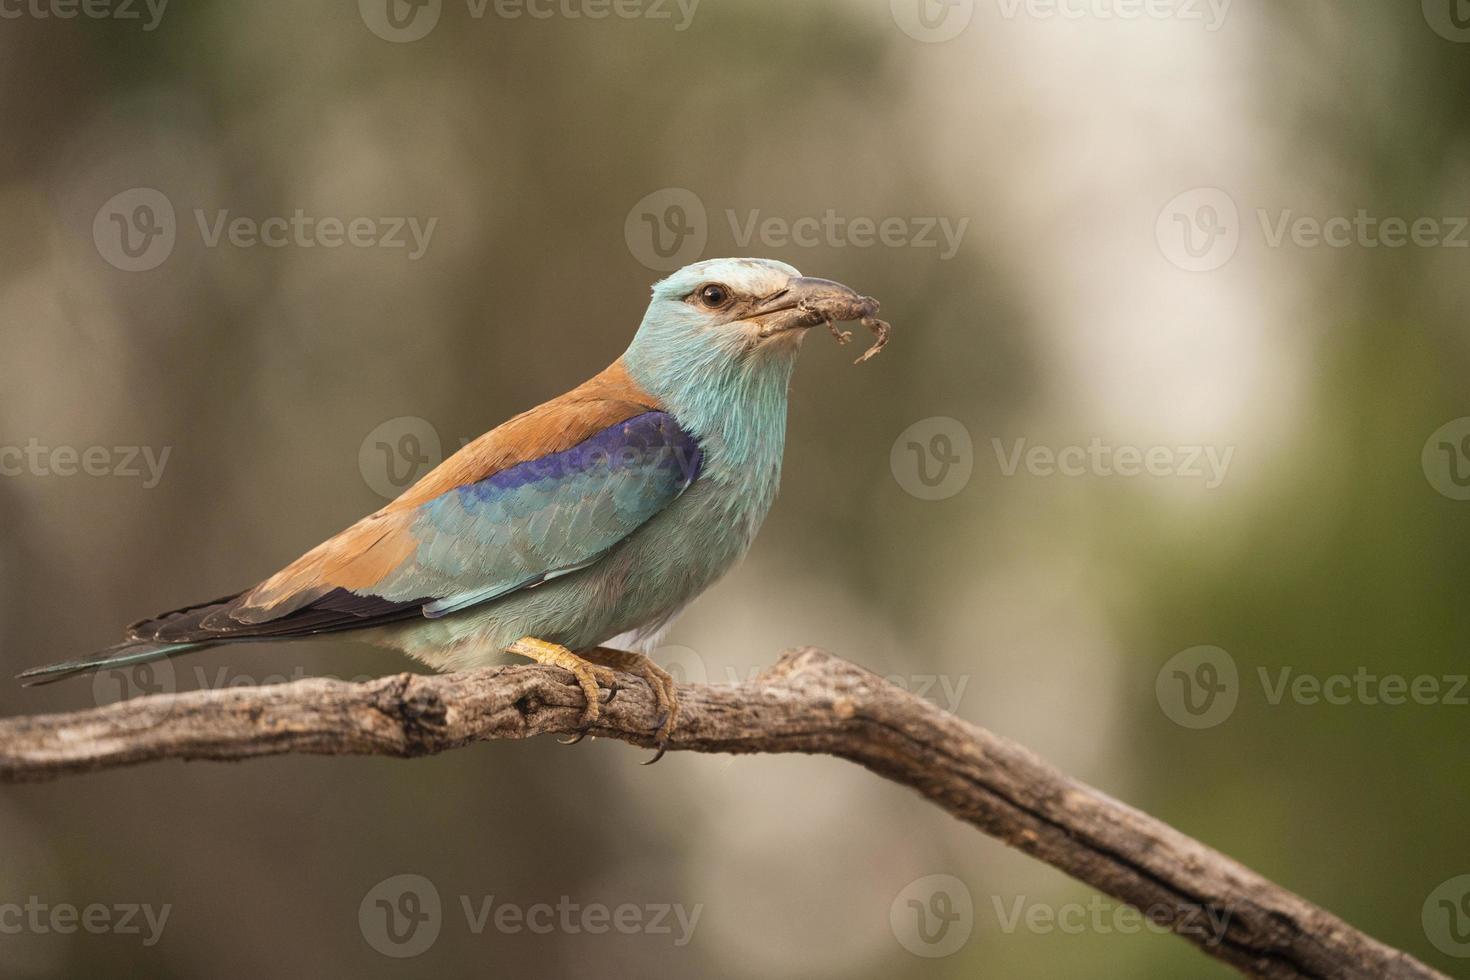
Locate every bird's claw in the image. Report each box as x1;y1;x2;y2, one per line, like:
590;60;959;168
506;637;620;746
641;708;672;765
578;646;680;766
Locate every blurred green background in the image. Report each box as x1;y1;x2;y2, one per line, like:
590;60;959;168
1;0;1468;976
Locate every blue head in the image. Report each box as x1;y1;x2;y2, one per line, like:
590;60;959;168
623;258;864;466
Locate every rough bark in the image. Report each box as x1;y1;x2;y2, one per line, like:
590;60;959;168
0;648;1442;979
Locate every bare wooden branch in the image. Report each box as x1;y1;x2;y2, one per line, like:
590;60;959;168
0;648;1442;979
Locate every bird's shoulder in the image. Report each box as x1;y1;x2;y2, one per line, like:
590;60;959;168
390;357;667;510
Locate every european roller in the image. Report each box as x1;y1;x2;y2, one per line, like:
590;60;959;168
21;258;889;761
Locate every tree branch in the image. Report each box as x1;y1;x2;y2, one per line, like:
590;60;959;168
0;648;1441;979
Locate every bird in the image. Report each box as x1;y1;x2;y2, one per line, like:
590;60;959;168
20;257;882;761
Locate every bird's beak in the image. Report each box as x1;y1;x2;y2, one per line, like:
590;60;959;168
747;277;876;338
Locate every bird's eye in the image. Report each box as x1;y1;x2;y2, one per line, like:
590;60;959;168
697;283;731;309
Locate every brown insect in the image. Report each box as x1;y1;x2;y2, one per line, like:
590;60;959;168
753;277;893;363
800;293;891;364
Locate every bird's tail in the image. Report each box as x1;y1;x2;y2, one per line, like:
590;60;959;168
16;641;202;687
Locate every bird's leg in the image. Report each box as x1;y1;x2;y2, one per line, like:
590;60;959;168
506;637;619;743
582;646;679;764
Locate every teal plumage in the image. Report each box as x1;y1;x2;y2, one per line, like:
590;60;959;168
19;259;862;699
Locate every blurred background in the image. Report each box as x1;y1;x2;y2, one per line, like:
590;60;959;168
1;0;1468;976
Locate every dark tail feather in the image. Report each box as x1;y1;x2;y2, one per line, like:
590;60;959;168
16;641;202;687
